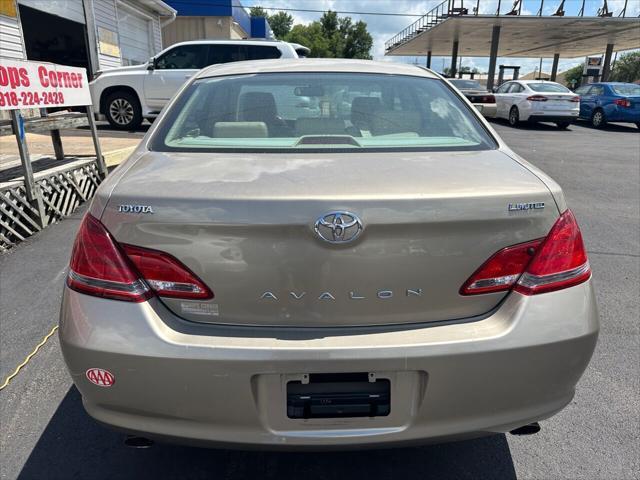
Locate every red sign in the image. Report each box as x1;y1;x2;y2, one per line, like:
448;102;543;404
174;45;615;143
86;368;115;387
0;58;91;110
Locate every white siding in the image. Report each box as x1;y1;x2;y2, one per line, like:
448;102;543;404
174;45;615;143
93;0;121;69
0;15;25;59
117;3;152;65
151;15;162;53
18;0;85;24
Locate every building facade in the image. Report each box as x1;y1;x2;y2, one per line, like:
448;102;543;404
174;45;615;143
0;0;176;77
162;0;274;46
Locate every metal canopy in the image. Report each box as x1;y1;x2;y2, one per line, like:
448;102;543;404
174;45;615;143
385;16;640;58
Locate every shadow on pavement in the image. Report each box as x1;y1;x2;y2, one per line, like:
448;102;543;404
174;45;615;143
18;387;517;480
488;117;638;133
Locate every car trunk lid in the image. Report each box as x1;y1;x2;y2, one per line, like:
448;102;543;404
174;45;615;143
100;149;558;327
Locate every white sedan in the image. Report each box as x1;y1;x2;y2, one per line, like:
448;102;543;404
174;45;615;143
494;80;580;129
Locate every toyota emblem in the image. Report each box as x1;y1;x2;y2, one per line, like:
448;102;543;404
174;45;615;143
314;211;364;244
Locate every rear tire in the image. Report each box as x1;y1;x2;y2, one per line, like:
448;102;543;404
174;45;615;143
590;109;606;129
508;106;520;127
556;122;571;130
105;91;143;130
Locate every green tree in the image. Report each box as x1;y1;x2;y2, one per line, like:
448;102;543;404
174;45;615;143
320;10;339;36
268;11;293;39
286;23;333;58
249;6;268;17
284;10;372;59
249;9;373;59
610;51;640;83
563;64;584;88
342;20;373;59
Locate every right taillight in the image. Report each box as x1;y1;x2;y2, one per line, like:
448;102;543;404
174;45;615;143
461;209;591;296
514;210;590;295
67;214;212;302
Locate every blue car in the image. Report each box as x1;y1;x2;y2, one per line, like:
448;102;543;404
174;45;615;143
574;82;640;129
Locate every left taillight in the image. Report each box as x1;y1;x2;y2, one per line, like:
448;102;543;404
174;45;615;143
67;214;152;302
460;209;591;296
67;214;212;302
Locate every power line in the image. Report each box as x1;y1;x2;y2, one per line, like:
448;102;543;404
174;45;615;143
167;0;425;17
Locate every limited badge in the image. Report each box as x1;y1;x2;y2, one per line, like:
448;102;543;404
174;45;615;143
508;202;545;211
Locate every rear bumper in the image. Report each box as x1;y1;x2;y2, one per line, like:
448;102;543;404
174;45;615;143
473;103;497;118
605;107;640;123
527;114;578;123
59;280;598;449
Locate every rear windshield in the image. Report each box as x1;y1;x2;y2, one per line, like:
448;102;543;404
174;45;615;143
151;72;496;152
528;83;570;93
612;84;640;96
450;79;482;90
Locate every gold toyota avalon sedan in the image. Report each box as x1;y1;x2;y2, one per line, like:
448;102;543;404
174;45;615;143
59;59;598;449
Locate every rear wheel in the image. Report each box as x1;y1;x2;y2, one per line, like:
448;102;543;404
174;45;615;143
556;122;570;130
105;91;142;130
590;109;606;128
508;106;520;127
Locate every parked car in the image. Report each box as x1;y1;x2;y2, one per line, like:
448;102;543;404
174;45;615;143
61;59;598;449
574;82;640;129
493;80;580;129
448;78;497;117
89;40;307;130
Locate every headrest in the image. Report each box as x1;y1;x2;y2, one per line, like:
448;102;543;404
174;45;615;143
239;92;278;122
213;122;268;138
351;97;381;127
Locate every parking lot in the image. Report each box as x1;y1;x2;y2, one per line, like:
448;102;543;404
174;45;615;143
1;120;638;480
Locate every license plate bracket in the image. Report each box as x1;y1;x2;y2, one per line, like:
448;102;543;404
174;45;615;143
287;372;390;419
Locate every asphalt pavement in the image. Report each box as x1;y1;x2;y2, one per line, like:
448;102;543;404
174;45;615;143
1;120;638;480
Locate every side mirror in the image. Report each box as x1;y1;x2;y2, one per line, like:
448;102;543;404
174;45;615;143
147;57;155;70
492;86;498;93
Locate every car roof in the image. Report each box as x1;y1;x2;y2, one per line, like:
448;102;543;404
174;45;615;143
196;59;440;79
518;80;563;84
167;39;290;48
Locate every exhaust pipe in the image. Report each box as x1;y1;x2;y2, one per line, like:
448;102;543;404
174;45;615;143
124;435;154;448
509;422;541;436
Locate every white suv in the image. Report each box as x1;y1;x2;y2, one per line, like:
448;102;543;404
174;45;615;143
90;40;306;130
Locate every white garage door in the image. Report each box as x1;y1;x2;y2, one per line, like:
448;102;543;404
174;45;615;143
19;0;86;24
117;4;152;65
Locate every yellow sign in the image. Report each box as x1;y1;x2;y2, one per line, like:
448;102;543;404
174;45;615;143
0;0;18;18
98;27;121;58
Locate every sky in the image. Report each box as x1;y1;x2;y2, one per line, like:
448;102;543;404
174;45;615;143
242;0;640;76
